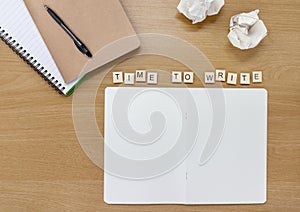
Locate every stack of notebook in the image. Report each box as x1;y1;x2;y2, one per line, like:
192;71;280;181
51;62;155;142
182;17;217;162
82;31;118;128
0;0;140;96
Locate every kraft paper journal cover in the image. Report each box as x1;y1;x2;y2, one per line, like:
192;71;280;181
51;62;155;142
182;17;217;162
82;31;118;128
23;0;140;83
104;88;268;204
0;0;84;95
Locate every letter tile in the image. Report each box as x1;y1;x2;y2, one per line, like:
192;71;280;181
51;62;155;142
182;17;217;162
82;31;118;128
216;69;226;82
240;73;250;85
147;72;158;84
184;72;194;84
124;73;135;85
227;72;237;85
205;72;215;84
252;71;263;83
113;72;123;84
136;70;146;82
172;71;182;83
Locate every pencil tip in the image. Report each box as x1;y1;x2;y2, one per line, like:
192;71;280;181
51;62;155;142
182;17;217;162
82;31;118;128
44;5;48;10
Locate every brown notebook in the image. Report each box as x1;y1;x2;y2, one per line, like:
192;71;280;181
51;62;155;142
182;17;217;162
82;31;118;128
23;0;140;83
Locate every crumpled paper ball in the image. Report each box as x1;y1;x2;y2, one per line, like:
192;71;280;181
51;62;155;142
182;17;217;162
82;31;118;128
228;9;268;50
177;0;225;24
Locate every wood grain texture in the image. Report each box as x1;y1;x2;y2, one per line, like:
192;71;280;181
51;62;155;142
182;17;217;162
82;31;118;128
0;0;299;211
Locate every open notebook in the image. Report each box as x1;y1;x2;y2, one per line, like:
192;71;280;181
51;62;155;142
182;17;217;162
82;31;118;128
0;0;83;95
104;87;268;204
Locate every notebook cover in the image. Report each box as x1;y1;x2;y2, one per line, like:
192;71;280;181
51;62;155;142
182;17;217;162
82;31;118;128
23;0;140;83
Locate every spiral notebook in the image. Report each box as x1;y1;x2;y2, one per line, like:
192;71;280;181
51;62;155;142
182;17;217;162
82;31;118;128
0;0;85;95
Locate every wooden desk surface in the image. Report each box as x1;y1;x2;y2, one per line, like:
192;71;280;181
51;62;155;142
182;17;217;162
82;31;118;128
0;0;299;211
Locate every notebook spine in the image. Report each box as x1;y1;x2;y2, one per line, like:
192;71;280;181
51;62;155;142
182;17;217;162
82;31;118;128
0;26;65;94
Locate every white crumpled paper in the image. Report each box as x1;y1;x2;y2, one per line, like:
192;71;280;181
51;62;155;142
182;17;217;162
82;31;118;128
228;9;268;50
177;0;225;24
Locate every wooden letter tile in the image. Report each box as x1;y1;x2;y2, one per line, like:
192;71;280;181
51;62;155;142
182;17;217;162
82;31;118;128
136;70;146;82
124;73;135;85
253;71;263;83
184;72;194;84
205;72;215;84
240;73;250;85
227;72;237;85
113;72;123;84
147;72;158;84
172;71;182;83
216;69;226;82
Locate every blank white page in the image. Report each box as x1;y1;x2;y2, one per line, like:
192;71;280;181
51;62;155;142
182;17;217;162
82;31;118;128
0;0;80;94
185;89;267;204
104;87;187;204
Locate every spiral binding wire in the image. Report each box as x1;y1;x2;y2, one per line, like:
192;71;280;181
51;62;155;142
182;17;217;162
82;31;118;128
0;26;65;94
